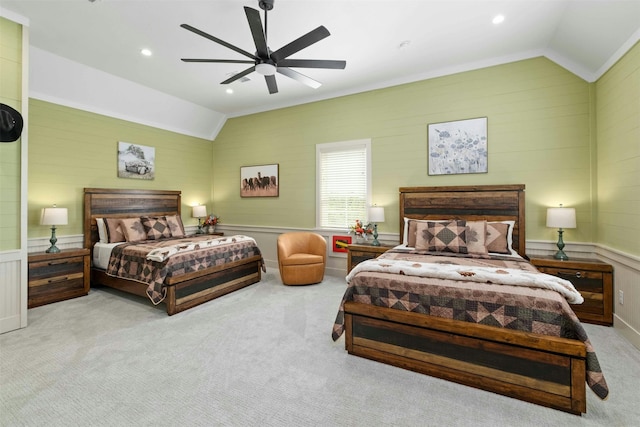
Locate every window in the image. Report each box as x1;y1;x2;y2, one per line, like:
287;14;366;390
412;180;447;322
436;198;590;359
316;139;371;229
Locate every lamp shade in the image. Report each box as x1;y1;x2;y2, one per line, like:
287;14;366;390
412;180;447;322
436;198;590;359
369;206;385;223
41;207;68;226
192;205;207;218
546;207;576;229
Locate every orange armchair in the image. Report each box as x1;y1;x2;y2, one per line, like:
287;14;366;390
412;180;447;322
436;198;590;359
277;232;327;285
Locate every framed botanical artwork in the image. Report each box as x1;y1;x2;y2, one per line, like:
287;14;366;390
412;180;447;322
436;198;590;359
240;164;279;197
117;141;155;180
332;235;352;253
427;117;488;175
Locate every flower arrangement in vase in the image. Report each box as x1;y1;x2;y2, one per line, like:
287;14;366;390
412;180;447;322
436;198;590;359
203;214;220;234
349;219;373;243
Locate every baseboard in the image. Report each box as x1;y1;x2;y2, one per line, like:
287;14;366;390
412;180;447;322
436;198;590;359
614;315;640;350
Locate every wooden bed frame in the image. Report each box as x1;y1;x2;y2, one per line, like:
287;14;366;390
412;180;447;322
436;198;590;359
83;188;263;315
343;185;588;414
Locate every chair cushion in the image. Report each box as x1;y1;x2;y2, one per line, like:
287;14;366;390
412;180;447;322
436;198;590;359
280;253;324;266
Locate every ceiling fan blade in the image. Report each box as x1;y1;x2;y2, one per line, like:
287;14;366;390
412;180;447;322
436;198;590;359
277;67;321;89
221;66;256;84
182;59;255;64
244;7;269;58
277;59;346;69
180;23;259;61
270;26;331;62
265;75;278;94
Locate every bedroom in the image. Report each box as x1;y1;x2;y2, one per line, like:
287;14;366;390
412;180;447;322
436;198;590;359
1;1;639;424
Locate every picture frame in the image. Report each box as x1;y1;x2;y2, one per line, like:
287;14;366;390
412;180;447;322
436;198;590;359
332;235;352;253
118;141;155;180
427;117;487;175
240;164;279;197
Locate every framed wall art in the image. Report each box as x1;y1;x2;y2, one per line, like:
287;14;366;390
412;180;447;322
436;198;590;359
117;141;155;180
427;117;487;175
240;164;279;197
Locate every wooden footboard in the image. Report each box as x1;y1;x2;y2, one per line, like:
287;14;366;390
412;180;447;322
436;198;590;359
92;256;262;315
344;301;587;415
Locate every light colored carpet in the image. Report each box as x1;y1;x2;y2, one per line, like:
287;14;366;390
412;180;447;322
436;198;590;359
1;268;639;426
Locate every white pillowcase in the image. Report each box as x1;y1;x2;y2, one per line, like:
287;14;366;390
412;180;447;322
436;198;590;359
96;218;107;243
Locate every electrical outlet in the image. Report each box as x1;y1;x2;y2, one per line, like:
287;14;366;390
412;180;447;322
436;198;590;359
619;290;624;305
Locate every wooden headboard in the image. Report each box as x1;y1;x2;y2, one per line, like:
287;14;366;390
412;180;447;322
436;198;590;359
83;188;182;250
399;185;526;257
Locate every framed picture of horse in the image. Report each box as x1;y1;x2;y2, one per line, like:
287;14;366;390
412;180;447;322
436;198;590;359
240;164;279;197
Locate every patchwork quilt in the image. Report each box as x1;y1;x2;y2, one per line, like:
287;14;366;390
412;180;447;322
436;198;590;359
332;249;609;400
106;235;264;304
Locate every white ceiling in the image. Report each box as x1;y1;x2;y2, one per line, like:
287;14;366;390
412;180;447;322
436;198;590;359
2;0;640;118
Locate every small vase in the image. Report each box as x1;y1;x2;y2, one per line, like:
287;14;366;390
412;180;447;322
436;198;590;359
355;235;365;244
207;225;216;234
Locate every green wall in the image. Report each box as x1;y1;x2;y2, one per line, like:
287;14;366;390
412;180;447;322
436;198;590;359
0;17;22;251
596;41;640;256
28;99;214;238
213;57;595;243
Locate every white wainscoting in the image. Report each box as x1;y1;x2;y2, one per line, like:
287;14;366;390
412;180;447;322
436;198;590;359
0;251;26;334
26;228;640;349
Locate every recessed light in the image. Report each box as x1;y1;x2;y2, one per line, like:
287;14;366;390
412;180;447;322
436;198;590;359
492;14;505;25
141;48;152;57
226;88;234;94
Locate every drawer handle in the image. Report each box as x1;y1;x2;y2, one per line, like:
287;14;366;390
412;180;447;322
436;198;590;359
47;277;68;284
557;271;582;279
48;260;69;266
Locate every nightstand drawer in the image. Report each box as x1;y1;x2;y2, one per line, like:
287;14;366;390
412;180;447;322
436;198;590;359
530;257;613;326
28;249;90;308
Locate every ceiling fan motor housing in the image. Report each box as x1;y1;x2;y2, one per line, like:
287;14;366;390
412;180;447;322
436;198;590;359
259;0;274;11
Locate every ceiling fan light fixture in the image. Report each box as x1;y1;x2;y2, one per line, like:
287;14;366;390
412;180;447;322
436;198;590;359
255;62;277;76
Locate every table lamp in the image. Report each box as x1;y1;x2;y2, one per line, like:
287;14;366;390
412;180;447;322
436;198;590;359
41;205;68;253
192;205;207;234
546;204;576;260
369;206;385;246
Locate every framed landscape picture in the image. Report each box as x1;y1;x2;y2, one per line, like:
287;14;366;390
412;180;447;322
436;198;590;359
427;117;487;175
240;164;279;197
332;235;352;253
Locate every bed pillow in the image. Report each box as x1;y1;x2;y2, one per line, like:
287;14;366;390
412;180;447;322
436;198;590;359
104;217;126;243
96;218;108;243
486;221;515;254
119;217;147;242
141;216;172;240
465;220;488;254
404;218;449;247
165;214;185;238
415;220;468;253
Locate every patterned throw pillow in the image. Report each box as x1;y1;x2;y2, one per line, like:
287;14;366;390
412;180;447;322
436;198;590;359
165;214;185;238
465;220;488;254
486;222;510;254
415;220;468;253
406;219;449;247
119;217;147;242
104;217;126;243
141;216;172;240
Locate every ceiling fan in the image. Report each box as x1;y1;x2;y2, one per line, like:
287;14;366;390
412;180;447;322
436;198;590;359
180;0;346;94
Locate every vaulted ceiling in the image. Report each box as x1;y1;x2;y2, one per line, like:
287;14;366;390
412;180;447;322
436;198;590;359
3;0;640;118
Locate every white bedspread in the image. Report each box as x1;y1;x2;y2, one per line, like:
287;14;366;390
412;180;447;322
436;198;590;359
347;258;584;304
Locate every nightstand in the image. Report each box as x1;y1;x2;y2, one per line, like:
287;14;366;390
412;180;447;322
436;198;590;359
28;248;90;308
529;256;613;326
347;241;397;272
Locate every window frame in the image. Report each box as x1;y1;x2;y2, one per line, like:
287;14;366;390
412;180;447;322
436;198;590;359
315;139;372;230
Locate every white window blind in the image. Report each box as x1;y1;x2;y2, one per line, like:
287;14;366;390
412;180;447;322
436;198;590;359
317;140;371;229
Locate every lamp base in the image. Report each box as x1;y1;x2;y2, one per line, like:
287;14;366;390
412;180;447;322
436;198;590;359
371;224;380;246
553;250;569;261
45;227;60;253
553;228;569;260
